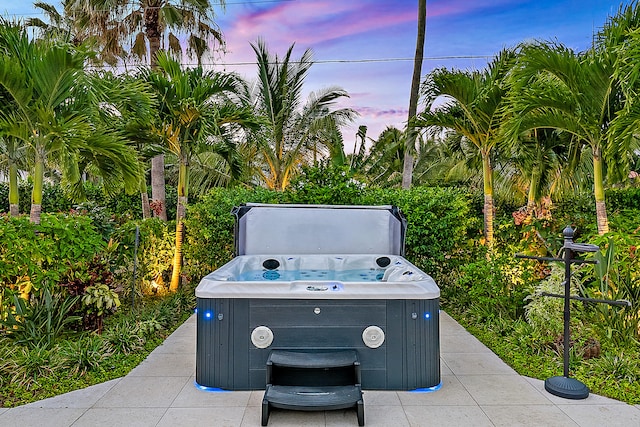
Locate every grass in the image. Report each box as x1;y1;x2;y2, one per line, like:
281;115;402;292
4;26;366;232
451;312;640;405
0;288;195;408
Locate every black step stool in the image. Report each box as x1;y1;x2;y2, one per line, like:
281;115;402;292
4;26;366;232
261;350;364;426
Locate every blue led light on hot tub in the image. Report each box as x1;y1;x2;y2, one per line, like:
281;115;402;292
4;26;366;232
204;310;213;320
424;312;431;320
194;381;229;392
410;381;442;393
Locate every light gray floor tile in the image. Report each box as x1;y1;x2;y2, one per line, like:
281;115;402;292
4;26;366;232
482;404;580;427
441;351;516;375
439;311;468;335
70;407;165;427
152;333;196;354
404;405;493;427
157;407;246;427
172;378;252;407
0;409;7;417
398;375;476;406
128;352;195;377
440;332;492;353
247;390;265;407
440;359;454;375
252;408;326;426
523;376;630;405
0;407;85;427
94;376;190;408
327;405;408;427
458;374;552;405
361;390;401;406
559;404;640;427
19;379;120;409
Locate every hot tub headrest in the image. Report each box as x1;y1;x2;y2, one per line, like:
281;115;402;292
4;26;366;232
233;204;407;256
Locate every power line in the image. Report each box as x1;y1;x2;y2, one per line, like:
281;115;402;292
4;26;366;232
1;0;295;17
85;55;493;70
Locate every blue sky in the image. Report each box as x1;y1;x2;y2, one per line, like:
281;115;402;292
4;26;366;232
0;0;629;142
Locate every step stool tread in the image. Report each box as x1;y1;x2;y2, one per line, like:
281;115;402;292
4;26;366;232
264;384;363;410
267;350;358;369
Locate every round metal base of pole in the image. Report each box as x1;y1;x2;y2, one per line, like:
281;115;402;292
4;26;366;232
544;376;589;399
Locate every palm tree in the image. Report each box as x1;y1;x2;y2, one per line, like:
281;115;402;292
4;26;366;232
504;42;623;235
27;1;124;65
402;0;427;189
144;52;259;291
416;50;516;248
360;126;406;187
65;0;227;220
0;20;142;224
250;39;357;190
0;136;25;215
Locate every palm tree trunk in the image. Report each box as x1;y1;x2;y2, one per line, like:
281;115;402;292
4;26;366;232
402;0;426;189
9;162;19;216
140;178;151;219
593;150;609;235
151;154;167;220
482;153;494;248
30;149;44;224
527;150;542;212
146;9;167;220
169;159;188;292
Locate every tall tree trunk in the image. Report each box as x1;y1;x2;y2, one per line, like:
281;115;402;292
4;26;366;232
527;148;542;212
169;159;189;292
402;0;426;189
482;153;494;249
593;149;609;235
140;177;151;219
30;149;44;224
146;10;167;220
9;162;19;216
151;154;167;220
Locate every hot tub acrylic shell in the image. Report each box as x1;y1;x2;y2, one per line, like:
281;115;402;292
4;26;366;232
195;254;440;391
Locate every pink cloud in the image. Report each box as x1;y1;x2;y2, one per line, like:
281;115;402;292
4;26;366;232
223;1;415;60
354;106;408;120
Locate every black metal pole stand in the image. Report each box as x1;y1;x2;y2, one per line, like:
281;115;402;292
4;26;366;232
516;226;631;400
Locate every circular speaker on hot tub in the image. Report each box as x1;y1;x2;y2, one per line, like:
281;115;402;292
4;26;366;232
376;256;391;268
262;259;280;270
251;326;274;348
362;325;385;348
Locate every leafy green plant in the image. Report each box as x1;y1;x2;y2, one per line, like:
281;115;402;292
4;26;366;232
82;284;121;333
0;344;58;388
0;287;81;349
589;351;639;383
0;214;105;304
581;234;640;346
104;321;145;354
56;334;113;375
287;162;365;205
524;263;583;337
135;318;164;339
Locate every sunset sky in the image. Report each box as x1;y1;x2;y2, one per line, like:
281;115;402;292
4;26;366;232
0;0;629;144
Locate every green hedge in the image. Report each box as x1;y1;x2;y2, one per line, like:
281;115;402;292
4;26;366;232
181;185;479;288
0;214;105;295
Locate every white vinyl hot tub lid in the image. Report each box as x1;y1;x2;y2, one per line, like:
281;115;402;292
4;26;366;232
233;204;407;256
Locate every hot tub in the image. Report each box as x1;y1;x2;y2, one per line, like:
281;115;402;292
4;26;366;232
195;204;440;391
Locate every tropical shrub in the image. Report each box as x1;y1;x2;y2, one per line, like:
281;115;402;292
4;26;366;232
0;214;105;300
0;287;81;349
56;334;113;375
581;232;640;346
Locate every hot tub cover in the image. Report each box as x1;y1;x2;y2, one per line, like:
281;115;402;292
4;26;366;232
232;203;407;256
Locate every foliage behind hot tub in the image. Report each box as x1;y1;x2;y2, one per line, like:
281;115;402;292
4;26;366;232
183;186;479;288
